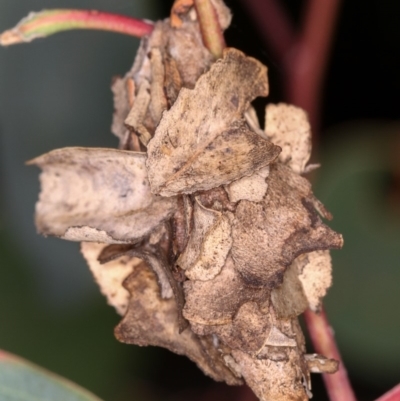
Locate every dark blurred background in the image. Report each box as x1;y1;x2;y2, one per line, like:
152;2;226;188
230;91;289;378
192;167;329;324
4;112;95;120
0;0;399;400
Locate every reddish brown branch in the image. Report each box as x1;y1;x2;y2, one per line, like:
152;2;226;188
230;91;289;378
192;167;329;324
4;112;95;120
304;308;357;401
239;0;294;62
375;384;400;401
285;0;342;131
0;10;154;46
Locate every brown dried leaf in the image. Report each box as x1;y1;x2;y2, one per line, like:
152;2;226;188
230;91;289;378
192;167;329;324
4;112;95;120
80;242;141;315
232;348;308;401
177;197;232;281
271;261;309;319
147;48;280;196
183;257;266;326
115;261;241;385
231;163;343;288
191;301;272;355
112;20;214;149
28;147;177;243
265;104;311;174
231;317;310;401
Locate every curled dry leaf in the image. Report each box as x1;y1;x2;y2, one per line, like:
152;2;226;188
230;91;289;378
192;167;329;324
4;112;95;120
28;147;176;243
80;242;141;315
29;3;343;401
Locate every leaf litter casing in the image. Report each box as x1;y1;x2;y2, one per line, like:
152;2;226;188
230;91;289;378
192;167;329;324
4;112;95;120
30;4;342;400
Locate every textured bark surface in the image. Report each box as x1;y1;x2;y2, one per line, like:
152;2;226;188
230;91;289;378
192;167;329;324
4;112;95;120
30;3;343;400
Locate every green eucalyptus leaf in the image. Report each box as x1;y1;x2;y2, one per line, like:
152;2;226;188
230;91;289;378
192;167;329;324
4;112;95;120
314;121;400;385
0;350;104;401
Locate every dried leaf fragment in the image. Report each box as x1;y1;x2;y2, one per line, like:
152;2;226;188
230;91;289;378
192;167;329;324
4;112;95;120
115;261;241;385
146;48;281;196
226;166;270;203
177;197;232;281
265;104;311;174
296;250;332;312
81;242;141;315
28;147;177;243
183;257;267;326
231;163;343;288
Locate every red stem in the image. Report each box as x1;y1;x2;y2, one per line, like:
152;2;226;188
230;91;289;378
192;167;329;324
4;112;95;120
0;10;154;46
375;384;400;401
239;0;294;62
285;0;342;132
304;308;357;401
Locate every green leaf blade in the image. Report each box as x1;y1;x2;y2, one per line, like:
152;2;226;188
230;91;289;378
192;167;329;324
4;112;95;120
0;351;105;401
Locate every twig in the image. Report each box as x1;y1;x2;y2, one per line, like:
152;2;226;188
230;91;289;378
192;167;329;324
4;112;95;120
0;9;154;46
304;307;357;401
375;384;400;401
194;0;226;58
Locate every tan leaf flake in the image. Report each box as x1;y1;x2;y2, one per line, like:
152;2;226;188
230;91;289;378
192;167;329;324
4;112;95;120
231;163;343;288
124;80;152;146
304;354;338;374
146;48;281;196
296;250;332;311
115;262;241;385
28;147;177;243
177;197;232;281
226;166;270;203
265;103;312;174
80;242;141;315
148;48;168;124
164;53;183;106
271;261;309;319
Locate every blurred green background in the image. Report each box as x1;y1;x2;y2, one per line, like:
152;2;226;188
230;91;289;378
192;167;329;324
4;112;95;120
0;1;399;400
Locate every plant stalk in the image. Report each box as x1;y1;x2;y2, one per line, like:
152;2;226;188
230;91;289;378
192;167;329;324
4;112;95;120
194;0;226;59
304;308;357;401
0;9;154;46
